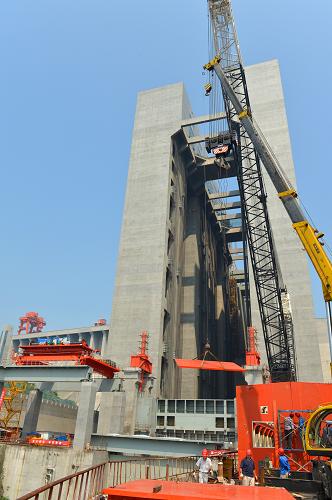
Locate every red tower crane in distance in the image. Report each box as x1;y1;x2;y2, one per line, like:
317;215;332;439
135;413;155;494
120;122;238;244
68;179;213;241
130;331;153;392
17;312;46;335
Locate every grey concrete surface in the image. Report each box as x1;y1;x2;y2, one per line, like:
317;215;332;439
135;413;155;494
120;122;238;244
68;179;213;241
73;381;98;449
0;445;108;499
97;391;125;435
21;389;43;437
106;83;195;395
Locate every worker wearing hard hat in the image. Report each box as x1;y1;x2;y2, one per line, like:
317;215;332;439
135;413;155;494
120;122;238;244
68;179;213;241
278;448;290;479
240;449;257;486
195;449;212;483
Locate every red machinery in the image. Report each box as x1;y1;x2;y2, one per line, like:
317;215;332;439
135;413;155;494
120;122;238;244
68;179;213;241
130;331;153;392
245;326;260;366
236;381;332;473
95;318;107;326
17;312;46;335
13;340;120;378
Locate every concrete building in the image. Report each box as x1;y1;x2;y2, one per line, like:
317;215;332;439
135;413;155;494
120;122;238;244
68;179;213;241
107;59;328;402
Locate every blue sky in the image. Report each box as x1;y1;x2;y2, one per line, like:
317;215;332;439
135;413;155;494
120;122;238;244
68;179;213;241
1;0;331;331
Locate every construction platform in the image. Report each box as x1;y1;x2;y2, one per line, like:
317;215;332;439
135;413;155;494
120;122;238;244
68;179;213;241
102;479;294;499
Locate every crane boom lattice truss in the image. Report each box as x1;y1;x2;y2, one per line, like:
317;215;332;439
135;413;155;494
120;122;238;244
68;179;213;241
208;0;297;381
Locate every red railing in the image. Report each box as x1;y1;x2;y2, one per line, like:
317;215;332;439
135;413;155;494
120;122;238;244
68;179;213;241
17;456;197;500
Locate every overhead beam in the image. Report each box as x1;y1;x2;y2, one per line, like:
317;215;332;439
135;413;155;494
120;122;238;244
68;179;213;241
217;212;242;221
0;365;93;383
181;112;226;128
225;227;243;243
207;190;240;200
187;135;207;145
211;201;242;210
91;434;220;457
229;247;244;254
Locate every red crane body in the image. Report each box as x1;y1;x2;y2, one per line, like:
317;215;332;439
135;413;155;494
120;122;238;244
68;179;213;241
130;331;153;392
17;312;46;335
13;340;120;378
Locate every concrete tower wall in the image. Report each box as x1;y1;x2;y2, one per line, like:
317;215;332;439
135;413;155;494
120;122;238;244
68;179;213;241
107;83;194;396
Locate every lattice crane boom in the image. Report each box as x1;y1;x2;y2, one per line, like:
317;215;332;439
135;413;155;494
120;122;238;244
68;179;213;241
207;0;297;382
206;0;332;375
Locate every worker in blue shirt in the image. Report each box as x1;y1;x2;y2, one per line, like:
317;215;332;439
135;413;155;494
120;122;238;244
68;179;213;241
278;448;290;479
240;449;257;486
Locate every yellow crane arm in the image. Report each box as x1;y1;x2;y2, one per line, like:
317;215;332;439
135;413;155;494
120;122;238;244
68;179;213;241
293;221;332;302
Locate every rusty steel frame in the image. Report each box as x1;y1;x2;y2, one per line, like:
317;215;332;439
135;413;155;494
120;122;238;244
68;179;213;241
17;456;197;500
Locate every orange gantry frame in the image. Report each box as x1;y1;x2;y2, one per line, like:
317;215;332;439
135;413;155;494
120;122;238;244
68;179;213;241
175;359;245;372
103;479;293;499
13;341;120;379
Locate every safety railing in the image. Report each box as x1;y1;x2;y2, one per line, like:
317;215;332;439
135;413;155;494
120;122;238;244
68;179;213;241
17;456;197;500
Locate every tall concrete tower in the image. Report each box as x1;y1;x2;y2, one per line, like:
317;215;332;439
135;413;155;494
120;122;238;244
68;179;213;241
108;61;328;400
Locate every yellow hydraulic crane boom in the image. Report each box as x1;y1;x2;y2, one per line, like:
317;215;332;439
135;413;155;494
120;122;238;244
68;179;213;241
204;2;332;373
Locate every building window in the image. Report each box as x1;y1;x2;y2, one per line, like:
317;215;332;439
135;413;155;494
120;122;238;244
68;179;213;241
226;400;235;414
196;400;204;413
206;400;215;414
176;400;185;413
167;400;175;413
167;416;175;426
227;417;235;429
158;400;165;413
186;400;194;413
216;417;225;428
157;416;165;426
216;400;225;414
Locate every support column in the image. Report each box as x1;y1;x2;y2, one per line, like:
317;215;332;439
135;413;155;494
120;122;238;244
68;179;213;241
73;381;97;450
22;389;43;437
97;392;126;435
121;368;140;435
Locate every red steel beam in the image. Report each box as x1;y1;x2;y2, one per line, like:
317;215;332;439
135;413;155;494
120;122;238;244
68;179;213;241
175;359;245;372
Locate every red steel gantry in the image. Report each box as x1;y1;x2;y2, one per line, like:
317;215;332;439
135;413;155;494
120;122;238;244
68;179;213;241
13;340;120;378
17;312;46;335
130;331;153;392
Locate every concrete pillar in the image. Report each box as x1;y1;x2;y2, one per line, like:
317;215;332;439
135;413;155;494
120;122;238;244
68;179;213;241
244;366;263;385
97;392;126;435
22;389;43;437
73;381;97;450
180;196;201;399
121;368;140;435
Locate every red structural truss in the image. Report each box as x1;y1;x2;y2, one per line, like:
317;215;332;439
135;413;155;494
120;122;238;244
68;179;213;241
175;359;244;372
13;340;120;379
130;331;153;392
245;326;260;366
17;312;46;335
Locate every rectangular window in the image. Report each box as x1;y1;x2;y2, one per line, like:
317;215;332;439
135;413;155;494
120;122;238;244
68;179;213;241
216;400;225;414
227;417;235;429
176;400;185;413
186;400;194;413
227;400;235;414
196;400;204;414
157;416;164;426
216;417;225;429
167;416;175;426
206;400;215;414
158;400;165;413
167;400;175;413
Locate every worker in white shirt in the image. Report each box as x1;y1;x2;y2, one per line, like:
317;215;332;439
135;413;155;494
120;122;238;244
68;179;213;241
195;449;212;483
